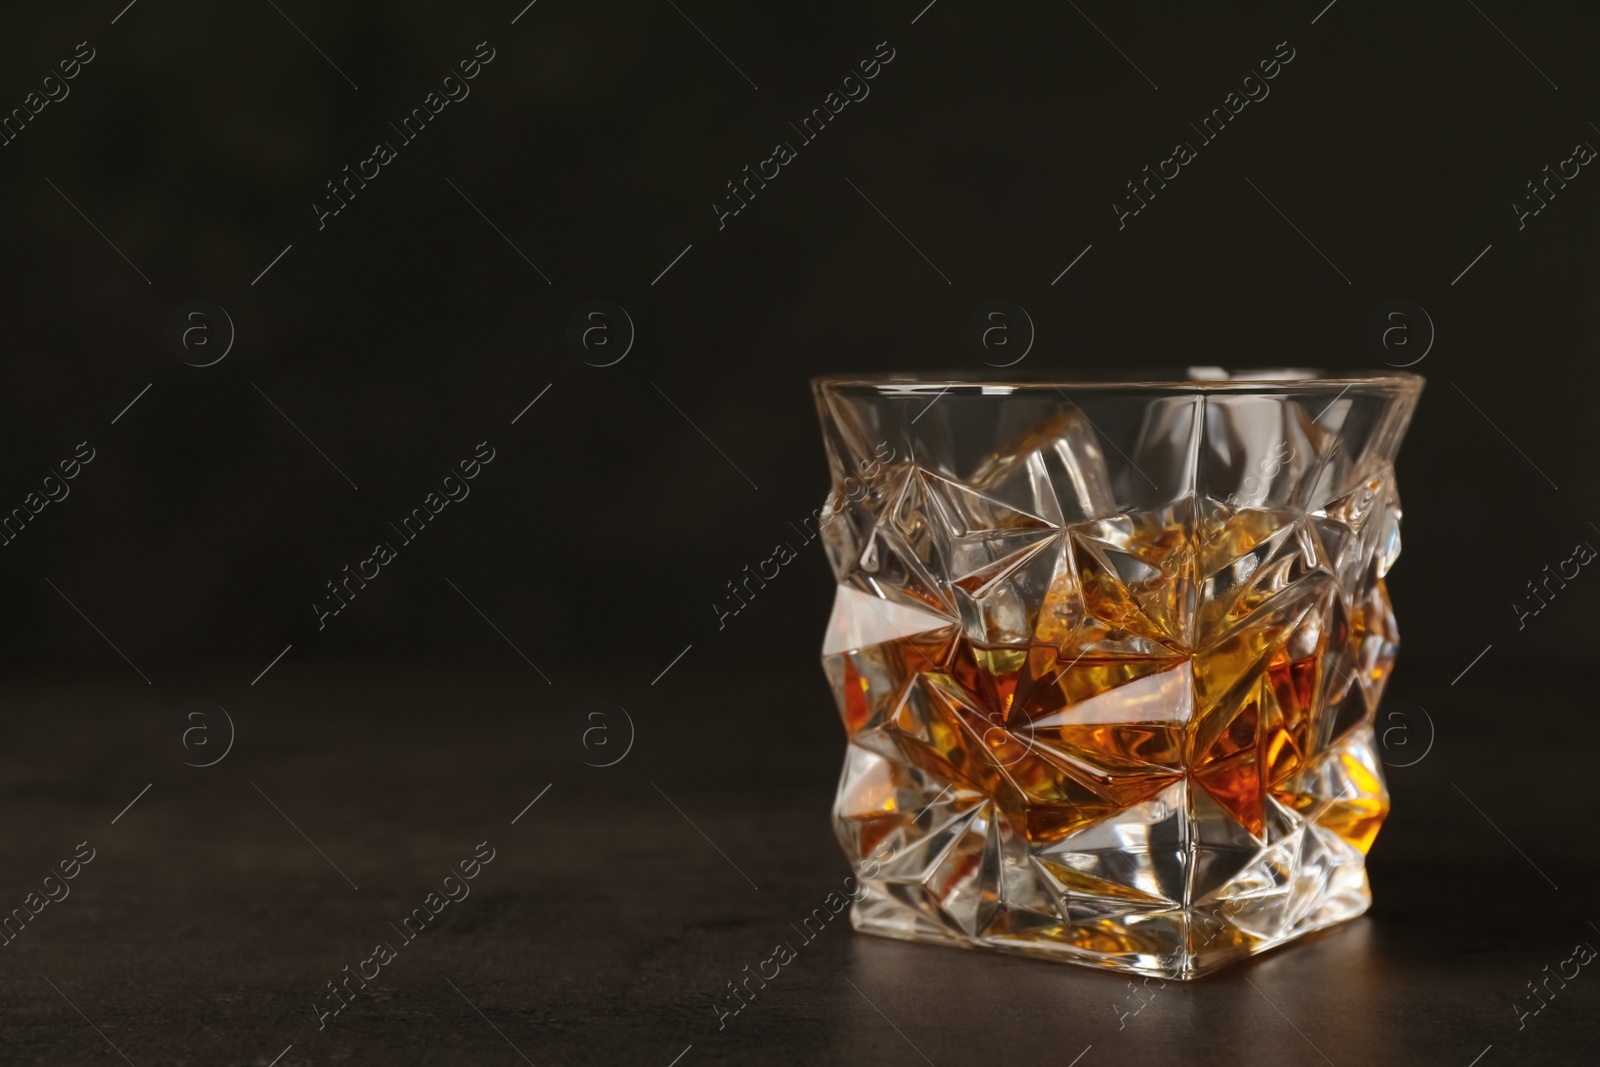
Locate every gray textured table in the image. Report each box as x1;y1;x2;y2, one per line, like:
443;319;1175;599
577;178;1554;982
1;660;1591;1065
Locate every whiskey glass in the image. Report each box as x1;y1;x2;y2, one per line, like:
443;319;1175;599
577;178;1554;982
813;369;1422;978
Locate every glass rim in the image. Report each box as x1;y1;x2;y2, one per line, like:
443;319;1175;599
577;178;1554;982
814;367;1425;395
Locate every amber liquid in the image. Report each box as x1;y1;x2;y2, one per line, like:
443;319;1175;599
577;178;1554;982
840;506;1389;858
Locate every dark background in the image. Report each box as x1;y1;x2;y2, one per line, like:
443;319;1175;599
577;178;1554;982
1;1;1597;1064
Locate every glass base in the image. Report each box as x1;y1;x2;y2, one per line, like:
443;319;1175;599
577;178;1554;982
849;871;1370;981
836;723;1384;981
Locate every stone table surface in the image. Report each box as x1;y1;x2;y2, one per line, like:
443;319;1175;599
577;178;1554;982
1;660;1593;1066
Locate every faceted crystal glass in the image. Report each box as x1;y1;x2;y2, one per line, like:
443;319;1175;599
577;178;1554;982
813;369;1422;979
